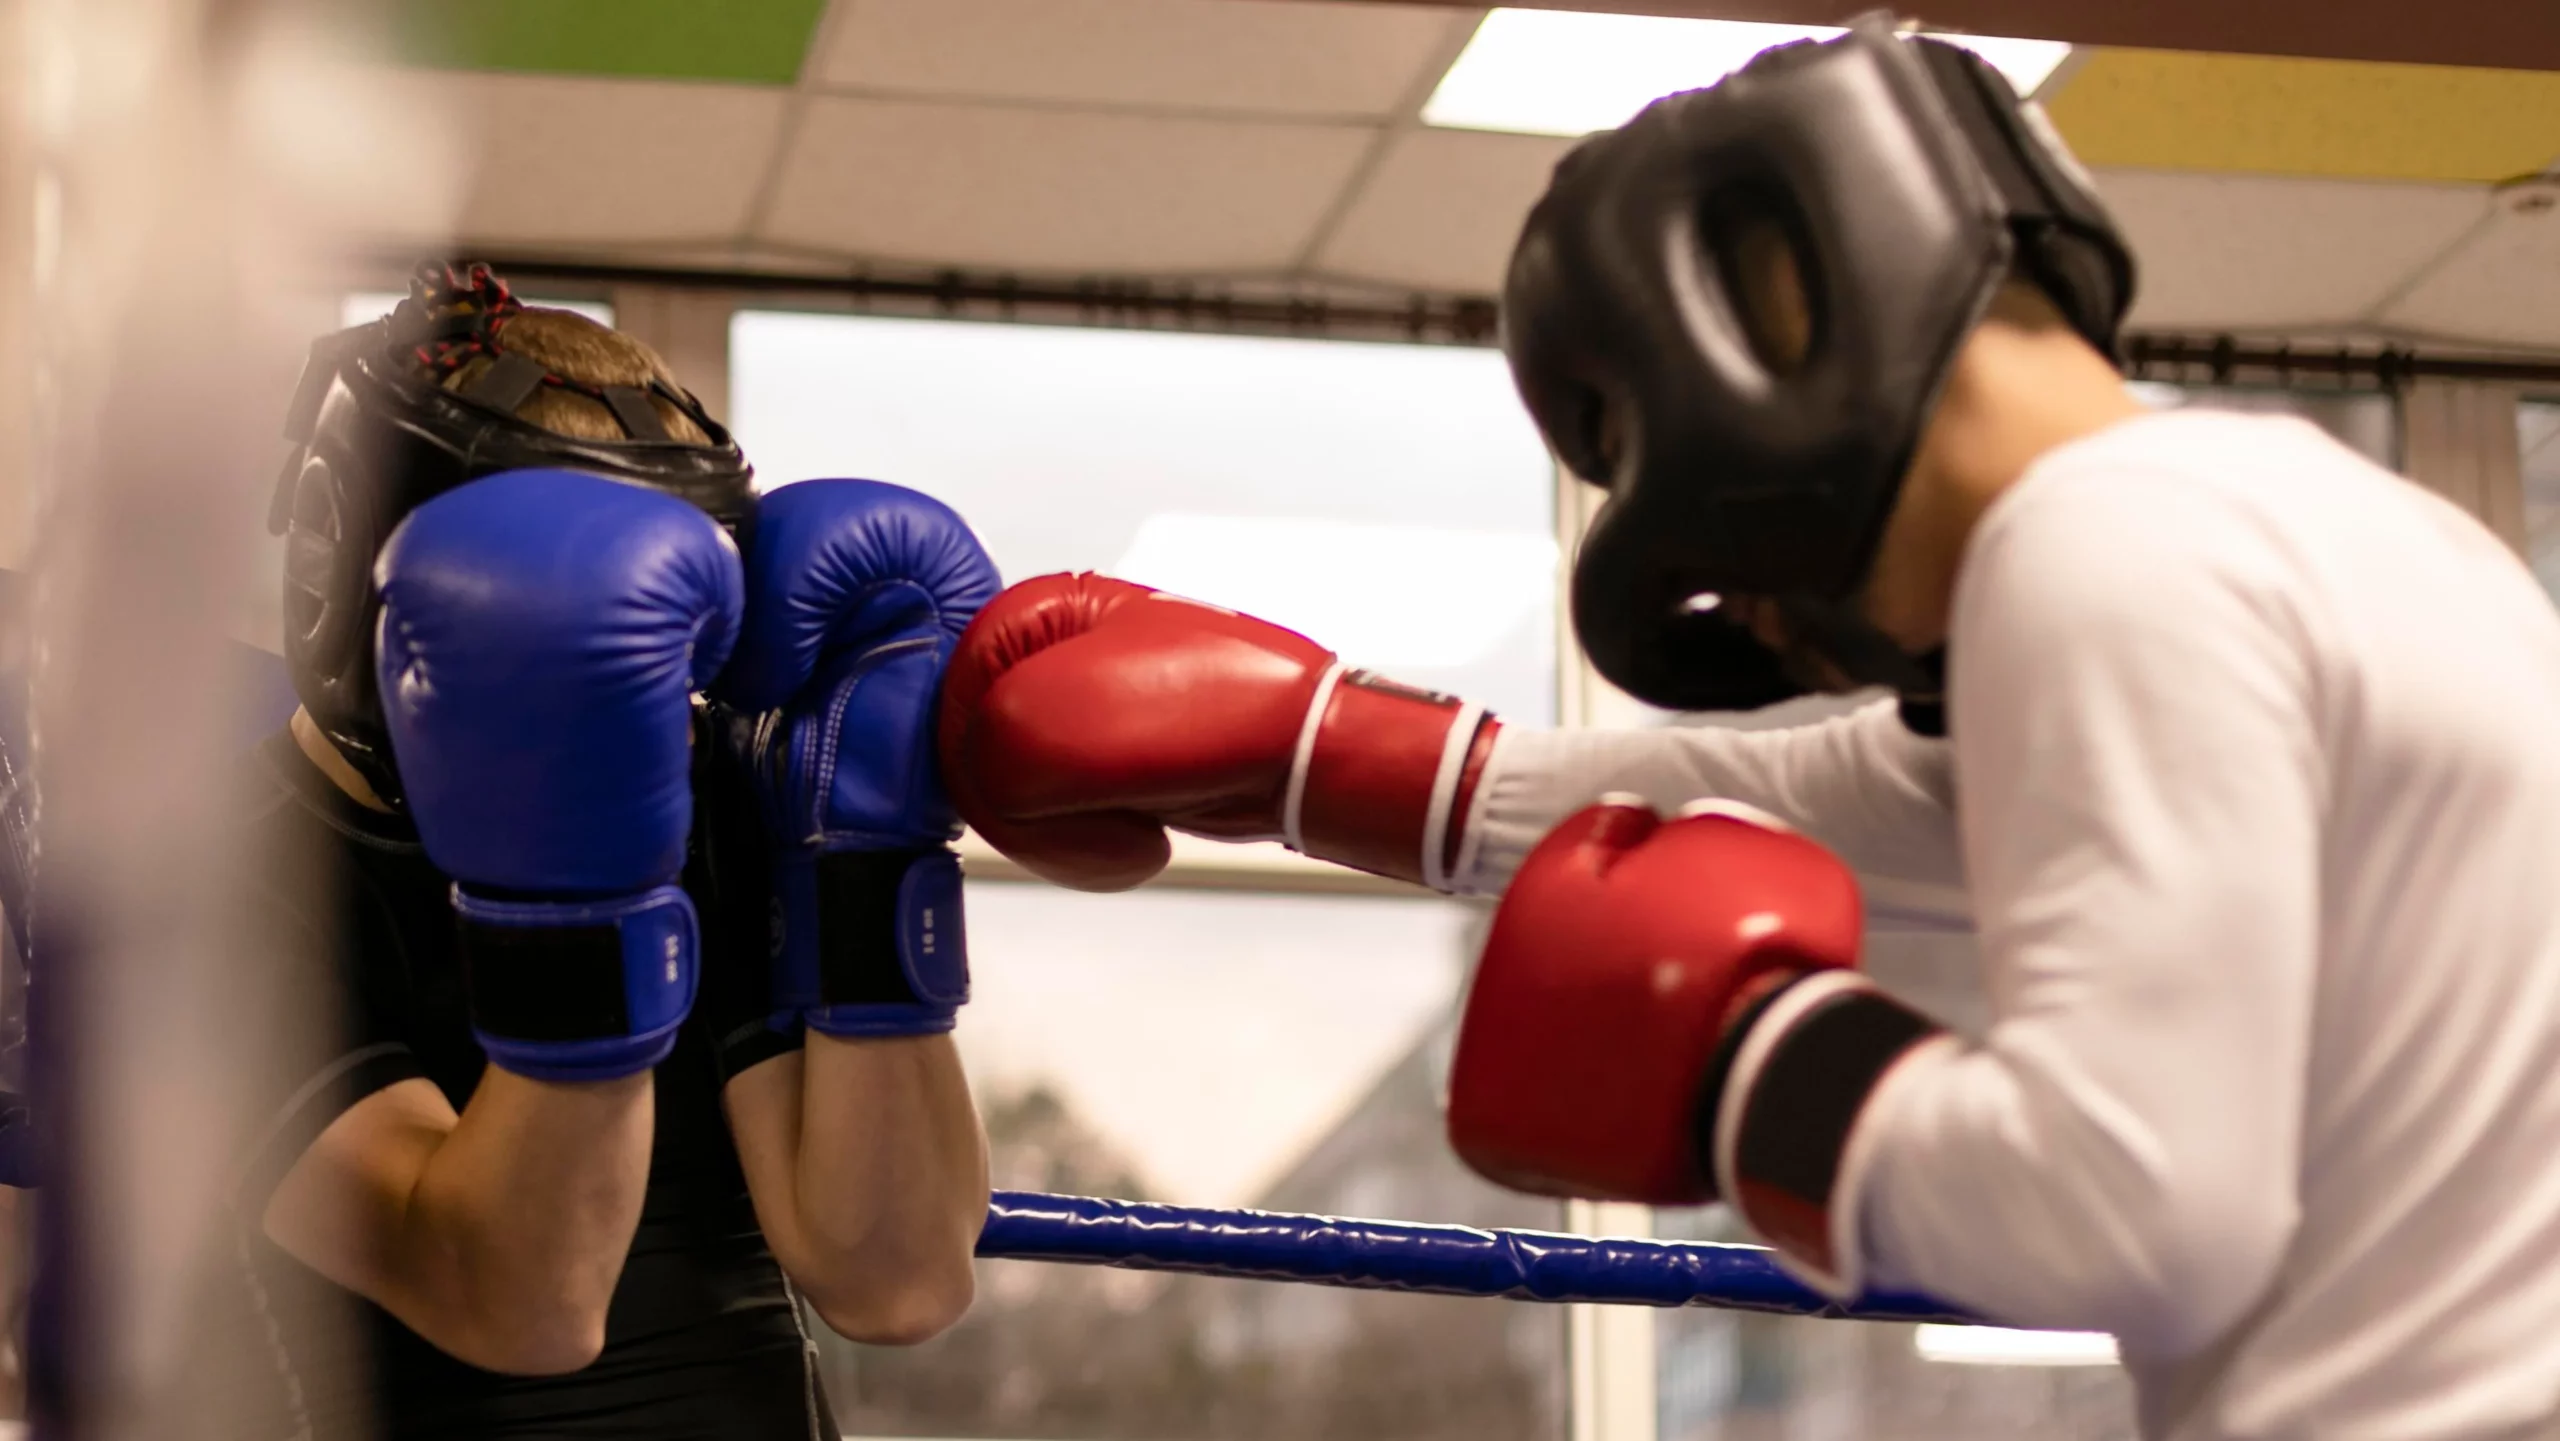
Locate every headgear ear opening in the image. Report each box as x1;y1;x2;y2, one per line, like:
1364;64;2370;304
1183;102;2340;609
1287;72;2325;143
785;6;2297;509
1699;193;1820;383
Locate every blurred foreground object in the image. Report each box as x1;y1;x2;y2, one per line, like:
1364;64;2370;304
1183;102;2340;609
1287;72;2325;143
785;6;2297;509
2;1;455;1436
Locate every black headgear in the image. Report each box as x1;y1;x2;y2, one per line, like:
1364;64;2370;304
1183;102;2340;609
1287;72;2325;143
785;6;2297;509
272;262;757;803
1501;20;2133;723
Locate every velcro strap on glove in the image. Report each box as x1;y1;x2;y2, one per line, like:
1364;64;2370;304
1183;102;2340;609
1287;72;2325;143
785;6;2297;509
455;883;699;1082
776;846;969;1038
1701;971;1940;1298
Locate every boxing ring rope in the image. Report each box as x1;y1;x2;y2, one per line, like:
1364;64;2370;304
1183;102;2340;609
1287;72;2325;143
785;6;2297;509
977;1191;1971;1323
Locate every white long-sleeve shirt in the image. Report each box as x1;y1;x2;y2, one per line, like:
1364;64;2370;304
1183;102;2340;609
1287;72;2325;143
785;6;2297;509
1459;409;2560;1441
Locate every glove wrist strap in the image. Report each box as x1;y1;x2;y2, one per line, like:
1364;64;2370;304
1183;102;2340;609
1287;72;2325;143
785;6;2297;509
779;846;970;1038
455;883;698;1081
1701;971;1940;1297
1285;665;1500;890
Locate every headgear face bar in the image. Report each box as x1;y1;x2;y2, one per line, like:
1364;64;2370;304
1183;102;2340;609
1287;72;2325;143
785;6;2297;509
1501;21;2133;726
271;262;757;803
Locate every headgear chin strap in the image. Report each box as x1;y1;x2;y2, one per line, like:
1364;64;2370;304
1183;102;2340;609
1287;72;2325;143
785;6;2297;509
1504;20;2133;725
271;262;757;805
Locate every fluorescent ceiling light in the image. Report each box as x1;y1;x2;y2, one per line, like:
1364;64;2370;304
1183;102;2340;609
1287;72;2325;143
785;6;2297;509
1423;9;2073;138
1112;514;1555;671
1914;1324;2121;1367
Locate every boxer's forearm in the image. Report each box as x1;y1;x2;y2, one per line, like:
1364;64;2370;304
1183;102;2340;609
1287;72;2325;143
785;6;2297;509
265;1070;652;1375
724;1035;986;1345
1462;698;1965;903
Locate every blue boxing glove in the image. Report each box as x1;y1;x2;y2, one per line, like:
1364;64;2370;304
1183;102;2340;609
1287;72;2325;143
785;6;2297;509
378;468;743;1082
712;479;1000;1045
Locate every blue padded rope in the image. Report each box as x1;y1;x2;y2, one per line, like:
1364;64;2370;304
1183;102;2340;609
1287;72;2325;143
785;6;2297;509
979;1190;1970;1323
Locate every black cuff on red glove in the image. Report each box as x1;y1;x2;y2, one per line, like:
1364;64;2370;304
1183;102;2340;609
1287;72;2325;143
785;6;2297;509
1694;972;1940;1293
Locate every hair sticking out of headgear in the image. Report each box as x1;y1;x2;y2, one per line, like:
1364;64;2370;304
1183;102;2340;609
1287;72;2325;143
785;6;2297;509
406;261;519;360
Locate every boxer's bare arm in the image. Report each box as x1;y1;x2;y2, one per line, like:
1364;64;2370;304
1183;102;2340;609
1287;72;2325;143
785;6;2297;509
262;711;658;1374
722;1035;986;1345
262;1071;652;1375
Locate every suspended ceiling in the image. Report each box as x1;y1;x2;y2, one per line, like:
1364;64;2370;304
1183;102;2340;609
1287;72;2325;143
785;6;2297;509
376;0;2560;352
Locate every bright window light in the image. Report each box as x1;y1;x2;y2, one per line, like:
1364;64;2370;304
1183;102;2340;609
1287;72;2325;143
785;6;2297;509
1113;514;1556;671
728;310;1560;725
1422;8;2072;138
1914;1324;2121;1367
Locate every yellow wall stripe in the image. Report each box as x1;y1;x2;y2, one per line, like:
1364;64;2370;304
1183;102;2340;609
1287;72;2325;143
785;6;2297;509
2045;49;2560;184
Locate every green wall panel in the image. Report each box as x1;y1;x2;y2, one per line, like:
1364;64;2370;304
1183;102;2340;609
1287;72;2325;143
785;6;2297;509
398;0;830;84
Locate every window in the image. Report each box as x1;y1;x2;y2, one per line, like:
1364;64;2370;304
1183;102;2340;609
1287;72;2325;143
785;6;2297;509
728;309;1569;1439
729;311;1561;725
2127;381;2397;469
2522;398;2560;604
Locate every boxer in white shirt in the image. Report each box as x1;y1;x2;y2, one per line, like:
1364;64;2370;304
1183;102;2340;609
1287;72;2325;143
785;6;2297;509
933;21;2560;1440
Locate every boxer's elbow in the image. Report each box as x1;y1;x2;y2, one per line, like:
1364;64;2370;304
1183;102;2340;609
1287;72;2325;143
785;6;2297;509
779;1152;987;1344
363;1230;618;1375
2098;1173;2294;1358
1965;1149;2294;1359
797;1254;977;1346
754;1186;983;1344
471;1313;610;1377
409;1290;611;1376
1877;1079;2296;1357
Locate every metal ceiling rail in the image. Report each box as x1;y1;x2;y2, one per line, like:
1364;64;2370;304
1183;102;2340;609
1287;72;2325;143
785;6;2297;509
476;255;1507;347
2122;334;2560;390
469;255;2560;388
1295;0;2560;72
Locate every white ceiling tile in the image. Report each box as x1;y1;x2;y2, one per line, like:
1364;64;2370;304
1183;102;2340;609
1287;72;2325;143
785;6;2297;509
1311;127;1574;292
2375;185;2560;350
819;0;1464;118
264;62;476;249
758;97;1375;272
444;74;789;248
2095;169;2493;333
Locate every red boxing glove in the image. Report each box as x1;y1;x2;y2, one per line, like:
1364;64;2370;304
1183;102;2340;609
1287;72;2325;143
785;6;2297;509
1450;798;1944;1286
937;573;1501;892
1448;799;1865;1202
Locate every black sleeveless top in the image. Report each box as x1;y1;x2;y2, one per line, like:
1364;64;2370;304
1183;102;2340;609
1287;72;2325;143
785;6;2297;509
193;732;830;1441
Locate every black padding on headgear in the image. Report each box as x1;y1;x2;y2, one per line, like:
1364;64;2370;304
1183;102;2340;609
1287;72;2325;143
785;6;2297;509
459;351;548;416
1574;580;1804;715
271;262;757;804
1503;20;2133;716
602;386;673;442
